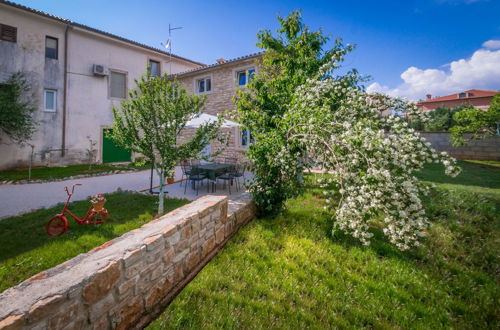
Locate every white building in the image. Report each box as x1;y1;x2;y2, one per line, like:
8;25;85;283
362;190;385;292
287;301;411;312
0;1;203;169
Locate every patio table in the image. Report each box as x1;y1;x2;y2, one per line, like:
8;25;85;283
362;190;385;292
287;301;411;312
193;163;235;181
191;163;235;193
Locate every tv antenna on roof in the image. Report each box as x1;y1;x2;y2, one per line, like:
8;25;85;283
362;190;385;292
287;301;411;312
161;24;183;74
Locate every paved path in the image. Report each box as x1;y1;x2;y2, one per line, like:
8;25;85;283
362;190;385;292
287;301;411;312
0;167;251;219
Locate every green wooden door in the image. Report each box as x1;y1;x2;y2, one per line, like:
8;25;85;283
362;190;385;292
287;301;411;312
102;129;131;163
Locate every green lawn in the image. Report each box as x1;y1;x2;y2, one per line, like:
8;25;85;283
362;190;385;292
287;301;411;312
0;163;149;182
0;193;189;293
415;160;500;197
149;161;499;329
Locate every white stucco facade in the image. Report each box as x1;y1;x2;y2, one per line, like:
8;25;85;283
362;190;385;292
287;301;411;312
0;2;202;169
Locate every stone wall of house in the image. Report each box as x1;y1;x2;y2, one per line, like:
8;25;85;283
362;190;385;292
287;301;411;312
178;127;248;164
176;58;257;164
0;194;256;329
420;132;500;160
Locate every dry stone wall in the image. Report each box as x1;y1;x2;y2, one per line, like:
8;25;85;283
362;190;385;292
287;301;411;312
420;132;500;161
0;194;256;329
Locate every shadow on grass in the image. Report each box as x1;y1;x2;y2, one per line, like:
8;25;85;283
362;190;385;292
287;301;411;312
415;160;500;190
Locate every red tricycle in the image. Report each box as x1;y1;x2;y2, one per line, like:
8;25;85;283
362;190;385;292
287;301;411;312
46;184;109;236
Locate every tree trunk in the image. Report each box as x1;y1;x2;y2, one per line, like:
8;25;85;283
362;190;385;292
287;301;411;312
28;145;34;180
158;168;165;215
297;158;303;185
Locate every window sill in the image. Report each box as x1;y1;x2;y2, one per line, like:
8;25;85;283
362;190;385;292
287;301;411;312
196;91;213;95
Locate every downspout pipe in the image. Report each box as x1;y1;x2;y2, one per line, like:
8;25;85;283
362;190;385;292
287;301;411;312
61;24;70;157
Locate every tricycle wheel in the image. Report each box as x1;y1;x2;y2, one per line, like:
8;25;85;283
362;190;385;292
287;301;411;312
46;215;68;236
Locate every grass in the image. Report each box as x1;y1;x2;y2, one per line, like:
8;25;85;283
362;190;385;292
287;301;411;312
0;163;149;182
0;192;189;293
416;160;500;197
148;160;499;329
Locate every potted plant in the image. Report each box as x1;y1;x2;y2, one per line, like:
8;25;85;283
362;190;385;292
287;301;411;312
90;194;106;211
166;169;175;184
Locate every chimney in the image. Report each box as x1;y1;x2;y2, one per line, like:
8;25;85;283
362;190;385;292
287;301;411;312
216;58;226;64
426;94;432;100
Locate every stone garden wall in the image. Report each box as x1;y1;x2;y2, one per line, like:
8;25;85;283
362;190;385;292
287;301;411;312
420;132;500;161
0;194;256;329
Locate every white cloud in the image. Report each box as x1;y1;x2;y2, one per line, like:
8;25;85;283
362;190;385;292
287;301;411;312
367;46;500;100
482;40;500;49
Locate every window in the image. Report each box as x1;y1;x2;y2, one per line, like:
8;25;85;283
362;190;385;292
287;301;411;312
0;23;17;42
241;129;253;147
45;36;58;59
44;90;57;112
196;77;211;94
110;71;127;99
237;68;255;86
149;60;160;77
458;92;467;98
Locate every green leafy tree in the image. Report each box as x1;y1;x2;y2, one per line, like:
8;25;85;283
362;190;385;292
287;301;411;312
408;105;470;132
0;72;36;144
111;73;224;214
450;94;500;146
235;10;359;216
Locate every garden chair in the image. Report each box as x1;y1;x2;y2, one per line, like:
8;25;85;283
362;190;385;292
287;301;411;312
180;160;191;187
216;166;238;195
232;163;246;192
184;166;207;196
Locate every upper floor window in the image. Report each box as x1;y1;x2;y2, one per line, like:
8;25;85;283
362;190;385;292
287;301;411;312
237;68;255;86
196;77;211;94
45;36;58;59
110;71;127;99
44;89;57;112
149;60;160;77
0;23;17;43
458;92;467;98
241;129;253;148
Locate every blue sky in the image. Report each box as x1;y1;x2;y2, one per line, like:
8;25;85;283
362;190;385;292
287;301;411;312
11;0;500;100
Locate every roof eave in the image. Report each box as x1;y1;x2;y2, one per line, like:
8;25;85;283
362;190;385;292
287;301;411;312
0;0;205;67
168;52;263;79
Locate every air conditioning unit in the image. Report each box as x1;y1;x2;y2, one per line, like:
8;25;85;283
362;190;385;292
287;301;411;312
92;64;108;76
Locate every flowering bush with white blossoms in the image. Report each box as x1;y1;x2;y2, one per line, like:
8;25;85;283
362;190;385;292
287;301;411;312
285;75;460;250
235;10;460;250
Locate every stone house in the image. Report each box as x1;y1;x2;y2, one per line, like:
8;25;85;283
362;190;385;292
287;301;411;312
172;53;262;163
0;1;203;170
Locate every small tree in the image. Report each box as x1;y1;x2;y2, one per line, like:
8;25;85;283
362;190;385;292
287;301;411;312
111;73;224;214
86;136;97;170
450;94;500;146
0;72;37;144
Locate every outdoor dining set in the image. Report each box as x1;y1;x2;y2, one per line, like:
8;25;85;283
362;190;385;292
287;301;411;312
180;158;247;195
